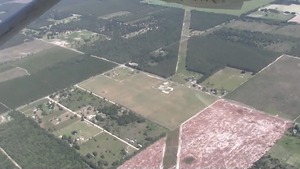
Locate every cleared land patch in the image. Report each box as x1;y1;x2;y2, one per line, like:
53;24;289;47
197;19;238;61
227;55;300;121
178;99;291;169
79;68;216;130
0;39;53;64
201;67;252;96
118;137;166;169
0;67;29;83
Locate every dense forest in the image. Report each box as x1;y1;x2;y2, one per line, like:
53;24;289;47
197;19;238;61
190;10;237;31
0;111;87;169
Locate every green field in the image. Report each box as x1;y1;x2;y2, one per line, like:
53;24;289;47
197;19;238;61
0;47;116;108
0;150;18;169
104;66;139;82
54;121;102;142
227;55;300;121
268;134;300;168
0;111;87;169
79;132;136;169
201;67;253;96
79;69;216;130
144;0;275;16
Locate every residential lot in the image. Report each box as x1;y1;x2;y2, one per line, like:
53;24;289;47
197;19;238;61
178;99;291;169
79;67;216;130
227;55;300;121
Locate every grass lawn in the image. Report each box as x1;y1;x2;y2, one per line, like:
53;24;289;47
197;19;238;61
227;55;300;121
163;128;180;169
79;132;136;168
268;135;300;168
144;0;275;16
201;67;252;95
79;71;216;130
54;121;102;142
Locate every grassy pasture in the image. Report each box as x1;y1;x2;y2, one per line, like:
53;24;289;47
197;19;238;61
53;121;102;142
201;67;252;95
0;47;116;108
268;135;300;168
79;70;216;130
227;55;300;121
79;132;136;168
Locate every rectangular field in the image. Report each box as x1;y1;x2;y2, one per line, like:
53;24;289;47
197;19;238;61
79;132;136;168
0;67;29;83
53;121;102;143
178;99;291;169
79;68;216;130
201;67;252;95
227;55;300;121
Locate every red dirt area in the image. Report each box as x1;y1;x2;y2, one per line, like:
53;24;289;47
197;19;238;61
118;138;166;169
178;99;291;169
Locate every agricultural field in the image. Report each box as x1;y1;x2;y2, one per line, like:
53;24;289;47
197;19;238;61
118;138;166;169
227;55;300;122
79;66;216;130
0;46;116;108
143;0;275;16
79;133;136;169
52;87;168;148
178;99;291;169
0;39;53;64
201;67;253;96
0;149;18;169
0;111;87;169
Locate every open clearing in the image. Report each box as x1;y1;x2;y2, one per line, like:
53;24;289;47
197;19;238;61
99;11;131;19
79;67;216;130
163;128;180;169
143;0;275;16
201;67;252;96
0;67;29;83
80;132;136;168
227;55;300;121
0;39;53;64
178;99;291;169
118;137;166;169
53;121;102;143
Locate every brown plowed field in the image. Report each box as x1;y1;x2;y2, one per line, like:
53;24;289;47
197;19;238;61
178;99;291;169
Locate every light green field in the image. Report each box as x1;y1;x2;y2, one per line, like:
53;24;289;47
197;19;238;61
248;10;294;21
53;121;102;141
201;67;252;95
143;0;275;16
79;132;136;168
104;66;138;82
268;135;300;168
79;71;216;130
